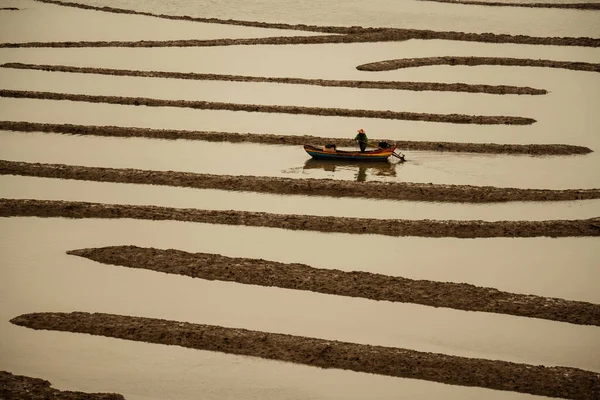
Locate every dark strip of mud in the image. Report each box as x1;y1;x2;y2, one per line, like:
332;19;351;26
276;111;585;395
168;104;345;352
0;90;535;125
357;56;600;72
0;7;19;10
0;371;124;400
10;312;600;399
2;32;599;49
1;63;547;95
0;35;405;48
418;0;600;10
0;121;590;155
2;199;599;238
3;160;600;203
30;0;600;47
69;245;600;326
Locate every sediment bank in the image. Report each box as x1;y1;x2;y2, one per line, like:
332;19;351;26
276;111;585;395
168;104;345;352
0;90;536;125
3;32;599;48
0;63;547;95
357;56;600;72
3;160;600;203
1;199;599;238
30;0;600;47
417;0;600;10
10;312;600;399
0;121;590;155
69;245;600;326
0;371;124;400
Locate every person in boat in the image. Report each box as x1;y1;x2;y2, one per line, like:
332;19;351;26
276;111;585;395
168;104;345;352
354;129;368;152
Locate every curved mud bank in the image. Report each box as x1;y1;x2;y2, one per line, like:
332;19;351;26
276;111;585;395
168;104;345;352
10;312;600;399
0;121;590;155
418;0;600;10
69;245;600;326
3;160;600;203
0;371;124;400
357;56;600;72
0;90;536;125
0;63;547;95
29;0;600;47
1;199;599;238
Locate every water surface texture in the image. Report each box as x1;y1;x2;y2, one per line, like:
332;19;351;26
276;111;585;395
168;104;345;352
0;0;599;398
59;0;600;37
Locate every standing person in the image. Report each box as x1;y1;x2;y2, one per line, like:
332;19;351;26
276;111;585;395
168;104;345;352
355;129;368;152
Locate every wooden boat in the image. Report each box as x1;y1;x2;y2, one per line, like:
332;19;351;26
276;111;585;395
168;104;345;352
303;144;401;161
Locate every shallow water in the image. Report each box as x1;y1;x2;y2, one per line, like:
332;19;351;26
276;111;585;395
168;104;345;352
3;175;600;222
1;218;598;375
2;327;544;400
2;129;600;189
1;1;599;397
0;0;321;43
62;0;600;37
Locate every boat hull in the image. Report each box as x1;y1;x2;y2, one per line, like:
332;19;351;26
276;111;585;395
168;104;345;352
304;144;397;161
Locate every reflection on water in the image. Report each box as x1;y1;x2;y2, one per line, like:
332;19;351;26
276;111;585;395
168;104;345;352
302;159;399;182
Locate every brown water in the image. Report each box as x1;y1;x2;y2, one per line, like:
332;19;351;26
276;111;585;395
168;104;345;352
2;128;600;189
0;0;321;43
3;175;600;222
64;0;600;37
1;218;598;375
1;1;599;398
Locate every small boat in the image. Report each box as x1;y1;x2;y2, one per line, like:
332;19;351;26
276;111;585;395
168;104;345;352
304;143;404;162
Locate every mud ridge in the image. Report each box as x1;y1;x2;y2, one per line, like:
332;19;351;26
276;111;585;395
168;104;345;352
0;7;19;10
70;245;600;326
418;0;600;10
0;90;535;125
357;56;600;72
2;199;599;238
0;371;124;400
3;160;600;203
0;63;547;95
29;0;600;47
0;121;590;155
11;312;600;399
2;32;599;48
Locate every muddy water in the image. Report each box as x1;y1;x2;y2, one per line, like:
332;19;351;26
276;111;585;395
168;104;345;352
0;0;320;43
63;0;600;37
2;40;599;81
2;330;543;400
2;128;600;189
1;218;599;375
0;68;547;117
3;175;600;223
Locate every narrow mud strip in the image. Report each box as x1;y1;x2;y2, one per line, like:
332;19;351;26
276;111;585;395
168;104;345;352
0;371;124;400
357;56;600;72
0;121;591;155
0;35;405;48
0;90;535;125
11;312;600;399
418;0;600;10
0;7;19;10
69;245;600;326
0;63;547;95
4;160;600;203
3;32;599;48
2;199;600;238
30;0;600;47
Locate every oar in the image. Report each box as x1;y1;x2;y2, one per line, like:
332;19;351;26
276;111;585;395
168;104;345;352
391;152;405;161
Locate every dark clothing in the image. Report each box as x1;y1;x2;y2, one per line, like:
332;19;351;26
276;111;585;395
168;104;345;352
355;132;368;152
